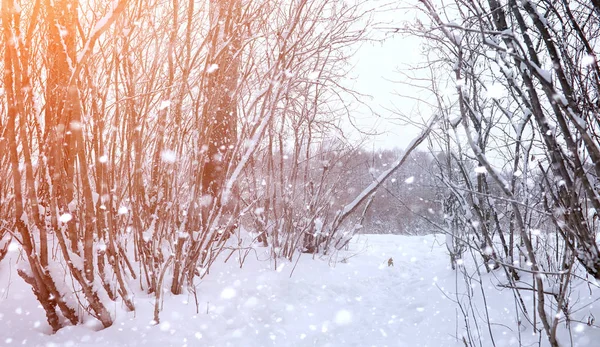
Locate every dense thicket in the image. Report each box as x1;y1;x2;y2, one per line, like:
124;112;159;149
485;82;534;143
0;0;379;330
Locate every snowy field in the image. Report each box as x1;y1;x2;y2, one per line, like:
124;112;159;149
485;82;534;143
1;234;598;346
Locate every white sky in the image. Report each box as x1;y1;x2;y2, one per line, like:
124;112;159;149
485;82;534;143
345;1;431;151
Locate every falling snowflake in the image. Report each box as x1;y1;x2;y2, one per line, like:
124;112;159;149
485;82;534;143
582;54;596;68
220;287;236;299
206;64;219;74
69;121;83;131
334;310;352;325
199;195;212;207
161;150;177;163
59;213;73;223
159;321;171;331
159;100;171;111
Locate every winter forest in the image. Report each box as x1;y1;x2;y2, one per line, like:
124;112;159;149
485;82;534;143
1;0;600;346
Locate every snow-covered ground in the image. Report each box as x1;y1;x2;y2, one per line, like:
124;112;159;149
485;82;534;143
1;234;598;346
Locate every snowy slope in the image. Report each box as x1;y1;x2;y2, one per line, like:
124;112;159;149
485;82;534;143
0;234;598;346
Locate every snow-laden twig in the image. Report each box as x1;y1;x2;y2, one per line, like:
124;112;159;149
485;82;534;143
332;115;439;230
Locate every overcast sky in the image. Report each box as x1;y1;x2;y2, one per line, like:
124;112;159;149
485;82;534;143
340;1;430;151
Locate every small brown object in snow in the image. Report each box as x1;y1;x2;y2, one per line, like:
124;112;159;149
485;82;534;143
388;257;394;267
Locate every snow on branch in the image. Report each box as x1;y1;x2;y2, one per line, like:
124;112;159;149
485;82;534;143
333;115;439;229
220;99;275;206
